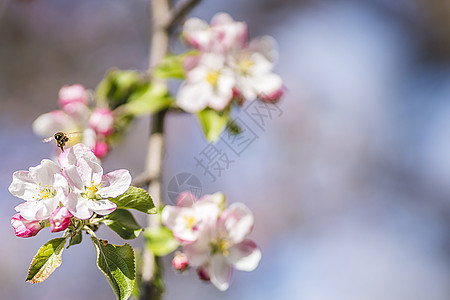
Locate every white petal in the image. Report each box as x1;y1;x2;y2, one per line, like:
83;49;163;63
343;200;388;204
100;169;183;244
76;157;103;187
219;203;254;244
249;52;274;74
248;72;283;98
98;169;131;198
210;254;233;291
249;35;279;63
161;205;179;228
64;193;92;219
183;17;211;50
228;239;261;271
9;171;38;201
32;110;77;137
177;81;210;113
29;159;61;186
87;199;117;216
184;240;210;267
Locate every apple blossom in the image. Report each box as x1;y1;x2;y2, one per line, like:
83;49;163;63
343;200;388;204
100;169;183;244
9;159;69;220
231;36;284;102
162;192;219;243
164;192;261;291
11;213;44;238
183;12;247;53
50;206;72;233
89;108;114;136
177;53;235;112
60;144;131;219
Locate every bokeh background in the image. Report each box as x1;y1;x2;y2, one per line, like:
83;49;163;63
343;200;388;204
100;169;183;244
1;0;450;299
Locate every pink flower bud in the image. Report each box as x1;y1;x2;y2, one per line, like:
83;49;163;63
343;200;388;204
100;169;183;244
58;84;89;108
93;140;109;158
11;213;43;238
196;266;210;281
172;253;189;272
50;207;72;233
260;86;284;103
89;108;115;136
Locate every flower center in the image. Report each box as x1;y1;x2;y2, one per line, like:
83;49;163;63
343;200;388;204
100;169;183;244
206;71;220;86
237;57;254;74
85;181;102;199
184;215;196;229
35;184;56;200
212;237;232;256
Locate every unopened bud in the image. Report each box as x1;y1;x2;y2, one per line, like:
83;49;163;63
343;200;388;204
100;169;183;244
172;253;189;272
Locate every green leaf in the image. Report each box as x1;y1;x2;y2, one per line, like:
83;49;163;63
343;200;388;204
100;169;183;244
124;83;173;115
144;227;179;256
109;186;156;214
153;51;198;79
26;237;67;283
96;69;146;110
67;231;83;249
91;237;135;300
196;107;231;142
103;209;142;240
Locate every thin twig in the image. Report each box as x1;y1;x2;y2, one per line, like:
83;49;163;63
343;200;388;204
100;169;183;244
166;0;202;32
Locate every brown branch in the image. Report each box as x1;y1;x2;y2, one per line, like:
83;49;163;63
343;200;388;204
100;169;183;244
166;0;202;33
139;0;203;299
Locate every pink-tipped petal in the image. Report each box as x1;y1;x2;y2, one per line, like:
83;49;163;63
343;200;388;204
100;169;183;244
50;207;72;232
228;239;261;271
11;213;43;238
219;203;254;244
176;191;197;207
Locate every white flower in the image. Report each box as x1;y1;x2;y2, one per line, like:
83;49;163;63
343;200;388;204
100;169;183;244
232;36;284;102
60;144;131;219
177;53;235;112
162;193;219;243
9;159;68;220
183;12;248;53
207;203;261;291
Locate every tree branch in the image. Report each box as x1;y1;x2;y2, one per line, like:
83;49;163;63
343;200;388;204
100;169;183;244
139;0;202;298
166;0;202;33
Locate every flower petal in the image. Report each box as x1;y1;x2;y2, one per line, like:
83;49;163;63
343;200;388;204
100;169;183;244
32;110;77;138
29;159;61;186
228;239;261;271
87;199;117;216
64;193;92;219
184;240;210;267
98;169;131;198
176;81;210;113
210;254;233;291
9;171;38;201
219;203;254;244
249;35;279;63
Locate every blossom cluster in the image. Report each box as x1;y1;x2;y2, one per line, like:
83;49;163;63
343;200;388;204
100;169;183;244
176;13;284;113
162;191;261;291
9;144;131;237
33;84;115;158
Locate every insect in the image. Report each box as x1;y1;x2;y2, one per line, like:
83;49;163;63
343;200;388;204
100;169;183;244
42;132;81;152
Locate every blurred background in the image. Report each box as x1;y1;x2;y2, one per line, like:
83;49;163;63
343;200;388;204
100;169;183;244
1;0;450;299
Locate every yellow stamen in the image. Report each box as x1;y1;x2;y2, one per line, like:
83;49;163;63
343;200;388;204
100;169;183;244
206;71;220;86
184;215;196;229
238;57;254;74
